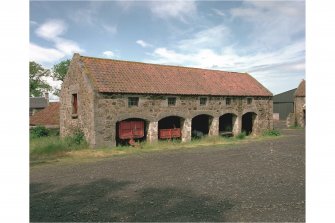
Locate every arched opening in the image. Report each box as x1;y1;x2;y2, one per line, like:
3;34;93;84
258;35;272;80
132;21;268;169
191;114;213;138
242;112;257;136
219;113;237;137
116;118;148;146
158;116;183;140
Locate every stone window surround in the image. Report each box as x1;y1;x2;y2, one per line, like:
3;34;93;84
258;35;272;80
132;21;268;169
247;97;253;105
69;87;79;119
128;97;139;107
226;97;232;105
71;93;78;119
199;97;207;106
167;97;176;106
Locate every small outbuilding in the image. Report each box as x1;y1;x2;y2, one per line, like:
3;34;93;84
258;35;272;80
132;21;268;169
29;93;49;116
286;80;306;127
30;102;60;129
273;88;296;120
60;54;274;148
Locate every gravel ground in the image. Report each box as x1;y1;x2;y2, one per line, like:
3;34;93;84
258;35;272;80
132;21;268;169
30;127;305;222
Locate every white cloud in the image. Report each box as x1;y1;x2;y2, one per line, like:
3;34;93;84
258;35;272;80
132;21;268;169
149;0;197;22
103;50;115;58
30;20;84;65
35;19;67;41
212;8;225;16
30;20;38;26
136;40;153;48
102;24;118;34
146;36;305;94
54;38;83;55
230;0;305;47
177;25;230;51
29;43;65;63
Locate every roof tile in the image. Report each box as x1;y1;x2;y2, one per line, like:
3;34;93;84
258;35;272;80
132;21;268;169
30;102;60;126
80;55;272;96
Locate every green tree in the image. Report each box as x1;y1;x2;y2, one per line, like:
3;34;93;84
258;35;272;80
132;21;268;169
51;59;71;96
29;61;51;97
52;59;70;82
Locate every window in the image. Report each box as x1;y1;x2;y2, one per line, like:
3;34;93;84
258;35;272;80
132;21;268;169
168;97;176;106
72;93;78;115
226;98;231;105
128;97;139;107
247;98;252;104
200;97;207;106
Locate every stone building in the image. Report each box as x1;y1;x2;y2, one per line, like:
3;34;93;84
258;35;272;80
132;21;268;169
30;102;60;129
29;92;49;116
287;80;305;127
60;54;273;148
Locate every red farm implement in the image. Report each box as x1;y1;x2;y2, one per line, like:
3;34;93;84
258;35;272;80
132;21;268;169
118;120;145;145
159;128;181;139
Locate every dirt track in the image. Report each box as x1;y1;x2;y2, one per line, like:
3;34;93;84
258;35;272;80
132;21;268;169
30;127;305;222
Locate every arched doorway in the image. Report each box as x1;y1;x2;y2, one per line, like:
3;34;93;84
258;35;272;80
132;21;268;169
191;114;213;138
116;118;147;146
242;112;257;135
219;113;237;137
158;116;183;140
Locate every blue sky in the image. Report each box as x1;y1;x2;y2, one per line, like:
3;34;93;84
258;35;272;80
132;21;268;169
30;0;305;99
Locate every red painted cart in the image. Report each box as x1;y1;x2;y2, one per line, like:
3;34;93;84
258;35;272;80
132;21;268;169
118;120;145;145
159;128;181;139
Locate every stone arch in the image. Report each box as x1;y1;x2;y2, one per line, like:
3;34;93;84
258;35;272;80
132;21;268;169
115;113;153;123
115;117;150;146
190;111;216;119
191;114;214;138
158;115;184;140
242;112;258;136
218;109;239;118
219;113;238;136
156;112;187;122
242;109;259;117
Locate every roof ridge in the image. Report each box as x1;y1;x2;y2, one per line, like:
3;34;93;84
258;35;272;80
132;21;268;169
80;54;248;75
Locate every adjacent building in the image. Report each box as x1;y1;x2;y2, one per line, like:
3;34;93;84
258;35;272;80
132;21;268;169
273;88;296;120
29;93;49;116
30;102;60;129
60;54;273;148
286;80;306;127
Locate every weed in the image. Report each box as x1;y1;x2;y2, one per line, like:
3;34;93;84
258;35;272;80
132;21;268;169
236;132;246;140
30;126;49;138
30;129;87;156
263;129;281;136
289;124;303;129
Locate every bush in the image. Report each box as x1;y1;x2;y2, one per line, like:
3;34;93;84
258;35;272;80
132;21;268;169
263;129;281;136
30;126;49;138
236;131;246;140
65;128;86;145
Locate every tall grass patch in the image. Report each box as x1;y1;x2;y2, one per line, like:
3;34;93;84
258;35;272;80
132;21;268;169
30;129;88;156
262;129;281;137
235;132;246;140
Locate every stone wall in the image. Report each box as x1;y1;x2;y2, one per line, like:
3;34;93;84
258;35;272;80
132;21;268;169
93;94;273;147
294;96;305;127
60;54;96;146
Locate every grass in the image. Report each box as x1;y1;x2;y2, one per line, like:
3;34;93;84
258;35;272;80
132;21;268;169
288;125;304;129
30;132;282;166
262;129;281;137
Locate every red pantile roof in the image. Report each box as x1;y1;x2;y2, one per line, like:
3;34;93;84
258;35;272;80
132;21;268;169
30;102;60;126
79;55;272;96
295;79;305;97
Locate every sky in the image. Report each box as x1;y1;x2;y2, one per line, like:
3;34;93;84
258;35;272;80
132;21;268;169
30;0;305;100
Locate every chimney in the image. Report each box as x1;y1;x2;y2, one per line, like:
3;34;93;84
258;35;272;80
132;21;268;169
44;92;49;105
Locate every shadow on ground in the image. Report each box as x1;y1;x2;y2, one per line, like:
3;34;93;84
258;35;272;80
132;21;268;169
30;179;234;222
